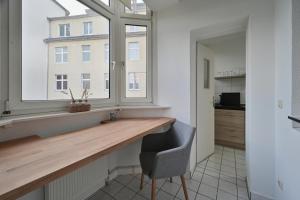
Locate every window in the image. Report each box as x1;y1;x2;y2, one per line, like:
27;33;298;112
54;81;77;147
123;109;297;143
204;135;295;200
104;73;109;90
55;47;68;64
56;75;68;91
21;0;111;102
125;25;148;99
8;0;152;114
82;45;91;62
59;24;70;37
128;42;140;61
125;0;148;15
83;22;93;35
128;25;139;32
81;73;91;90
128;73;140;90
104;44;109;64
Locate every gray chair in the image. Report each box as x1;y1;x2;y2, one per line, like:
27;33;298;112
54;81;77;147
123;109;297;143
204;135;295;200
139;121;196;200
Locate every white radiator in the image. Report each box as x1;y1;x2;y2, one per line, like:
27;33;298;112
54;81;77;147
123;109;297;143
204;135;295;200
45;157;108;200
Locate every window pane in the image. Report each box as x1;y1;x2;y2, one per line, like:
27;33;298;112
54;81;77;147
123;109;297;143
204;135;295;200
82;45;91;62
125;0;148;15
83;22;92;35
22;0;110;100
125;25;147;98
57;81;62;90
104;44;109;64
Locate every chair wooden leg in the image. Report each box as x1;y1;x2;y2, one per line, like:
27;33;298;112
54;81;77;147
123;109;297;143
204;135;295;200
151;178;156;200
140;173;144;190
170;177;173;183
180;175;189;200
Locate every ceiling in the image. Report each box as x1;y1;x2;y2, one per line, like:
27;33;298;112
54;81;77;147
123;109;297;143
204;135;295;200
200;32;246;47
144;0;180;11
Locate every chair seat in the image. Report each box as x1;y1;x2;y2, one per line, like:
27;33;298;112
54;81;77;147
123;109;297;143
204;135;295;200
140;152;157;176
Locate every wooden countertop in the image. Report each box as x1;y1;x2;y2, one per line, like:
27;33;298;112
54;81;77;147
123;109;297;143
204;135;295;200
0;117;175;200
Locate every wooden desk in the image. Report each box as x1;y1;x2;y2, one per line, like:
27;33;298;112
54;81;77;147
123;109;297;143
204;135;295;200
0;117;175;200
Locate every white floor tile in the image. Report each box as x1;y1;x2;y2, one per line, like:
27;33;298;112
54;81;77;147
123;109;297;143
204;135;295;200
217;190;237;200
218;180;237;195
202;175;219;188
176;187;197;200
198;183;218;199
160;181;181;195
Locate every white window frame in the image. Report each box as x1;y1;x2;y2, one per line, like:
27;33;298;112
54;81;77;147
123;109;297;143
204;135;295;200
81;73;91;90
7;0;116;115
55;74;68;91
83;22;93;35
59;24;70;37
121;0;151;20
120;19;152;104
55;47;68;64
82;45;91;62
128;42;140;61
5;0;153;116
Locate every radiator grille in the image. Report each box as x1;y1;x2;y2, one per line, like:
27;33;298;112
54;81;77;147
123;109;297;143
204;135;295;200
45;158;108;200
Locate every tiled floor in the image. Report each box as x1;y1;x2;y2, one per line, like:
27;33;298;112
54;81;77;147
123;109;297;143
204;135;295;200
88;145;249;200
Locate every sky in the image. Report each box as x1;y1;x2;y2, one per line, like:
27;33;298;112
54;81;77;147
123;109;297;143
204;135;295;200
56;0;88;15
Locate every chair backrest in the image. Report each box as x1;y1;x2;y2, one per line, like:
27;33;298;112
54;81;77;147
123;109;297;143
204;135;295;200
169;121;195;150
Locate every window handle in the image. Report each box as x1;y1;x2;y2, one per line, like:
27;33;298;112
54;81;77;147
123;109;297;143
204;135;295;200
112;61;116;71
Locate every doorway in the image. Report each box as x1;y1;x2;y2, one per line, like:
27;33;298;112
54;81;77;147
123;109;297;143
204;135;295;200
189;18;249;169
196;31;247;162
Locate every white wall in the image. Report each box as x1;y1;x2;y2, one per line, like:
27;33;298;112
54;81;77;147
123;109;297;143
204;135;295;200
274;0;300;199
156;0;276;198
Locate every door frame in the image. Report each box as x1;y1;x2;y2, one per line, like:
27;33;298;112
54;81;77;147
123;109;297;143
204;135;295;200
189;17;249;171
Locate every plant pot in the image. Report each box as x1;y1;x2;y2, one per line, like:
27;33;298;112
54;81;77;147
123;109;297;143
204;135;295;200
68;103;91;113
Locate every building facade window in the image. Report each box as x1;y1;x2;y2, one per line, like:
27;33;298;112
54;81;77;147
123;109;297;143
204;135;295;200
128;42;140;61
82;45;91;62
83;22;93;35
56;74;68;91
104;73;109;90
59;24;70;37
128;72;140;90
55;47;68;64
81;73;91;90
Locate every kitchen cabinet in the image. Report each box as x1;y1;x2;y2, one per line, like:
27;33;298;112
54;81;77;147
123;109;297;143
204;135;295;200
215;109;245;149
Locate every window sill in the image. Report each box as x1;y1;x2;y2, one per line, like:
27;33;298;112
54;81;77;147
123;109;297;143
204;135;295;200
0;105;171;128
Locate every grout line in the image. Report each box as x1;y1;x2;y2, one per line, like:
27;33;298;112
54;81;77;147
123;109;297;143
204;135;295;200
195;158;211;200
234;149;239;200
216;145;224;200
